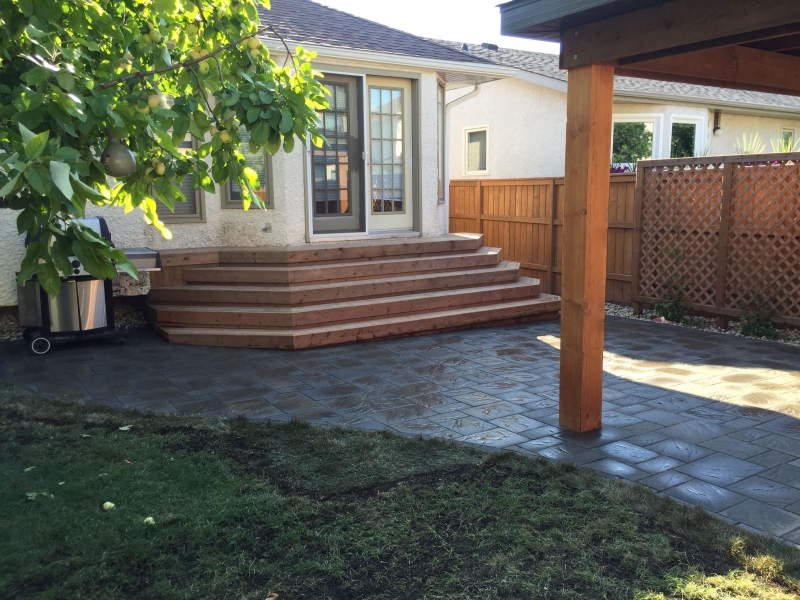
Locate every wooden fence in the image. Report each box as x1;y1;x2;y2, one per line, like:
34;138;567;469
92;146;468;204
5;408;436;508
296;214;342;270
632;153;800;327
449;174;636;304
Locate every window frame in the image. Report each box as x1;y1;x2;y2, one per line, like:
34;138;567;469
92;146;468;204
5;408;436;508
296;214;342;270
670;114;706;157
220;148;274;210
782;128;796;148
369;84;409;216
464;125;489;176
610;114;663;166
154;137;206;224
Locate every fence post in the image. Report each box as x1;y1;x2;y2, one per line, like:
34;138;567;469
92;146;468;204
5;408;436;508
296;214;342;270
631;167;645;315
714;163;733;329
476;179;483;236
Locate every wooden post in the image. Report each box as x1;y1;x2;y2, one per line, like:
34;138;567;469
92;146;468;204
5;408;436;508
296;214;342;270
559;64;615;433
545;180;556;294
715;163;733;329
631;165;646;316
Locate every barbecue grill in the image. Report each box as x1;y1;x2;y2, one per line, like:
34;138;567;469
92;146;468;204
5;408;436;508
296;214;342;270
17;217;161;355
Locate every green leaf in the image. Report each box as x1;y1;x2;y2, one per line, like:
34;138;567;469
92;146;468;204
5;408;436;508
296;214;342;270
152;0;177;12
55;72;75;92
172;114;191;143
50;161;73;200
55;147;81;163
0;174;20;197
19;123;35;144
150;124;181;157
247;106;261;123
267;136;281;156
243;166;260;188
283;135;295;153
25;166;51;195
279;109;293;134
15;90;43;112
16;209;36;235
37;262;62;297
24;131;50;159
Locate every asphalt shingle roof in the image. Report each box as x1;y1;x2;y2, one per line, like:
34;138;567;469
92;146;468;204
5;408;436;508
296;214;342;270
434;40;800;111
258;0;491;65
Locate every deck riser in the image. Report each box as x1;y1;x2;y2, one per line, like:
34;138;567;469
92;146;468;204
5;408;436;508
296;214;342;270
150;282;541;329
149;267;521;306
183;252;501;285
160;299;561;350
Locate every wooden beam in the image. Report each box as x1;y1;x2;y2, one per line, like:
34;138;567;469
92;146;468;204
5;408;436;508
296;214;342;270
559;63;614;433
747;32;800;52
561;0;800;69
615;45;800;96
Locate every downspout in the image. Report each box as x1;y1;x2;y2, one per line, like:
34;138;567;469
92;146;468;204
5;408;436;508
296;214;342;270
444;84;482;233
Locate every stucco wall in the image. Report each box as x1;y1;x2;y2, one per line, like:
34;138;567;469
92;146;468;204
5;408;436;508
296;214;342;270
0;59;445;307
448;77;568;179
448;79;800;182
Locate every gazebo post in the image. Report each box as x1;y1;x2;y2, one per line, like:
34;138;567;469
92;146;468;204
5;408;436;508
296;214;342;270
559;64;615;433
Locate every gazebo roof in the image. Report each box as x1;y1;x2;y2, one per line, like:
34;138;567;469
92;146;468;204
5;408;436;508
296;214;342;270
499;0;800;97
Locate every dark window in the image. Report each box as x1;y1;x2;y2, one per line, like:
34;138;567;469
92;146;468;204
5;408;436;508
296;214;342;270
313;83;351;216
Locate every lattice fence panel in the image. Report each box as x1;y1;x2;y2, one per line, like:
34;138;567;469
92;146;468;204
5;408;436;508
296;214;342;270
637;166;724;307
725;161;800;318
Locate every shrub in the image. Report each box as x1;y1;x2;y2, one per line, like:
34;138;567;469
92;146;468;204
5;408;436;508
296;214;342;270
654;289;689;323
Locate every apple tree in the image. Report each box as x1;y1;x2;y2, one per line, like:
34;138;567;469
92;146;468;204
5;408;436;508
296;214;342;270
0;0;328;295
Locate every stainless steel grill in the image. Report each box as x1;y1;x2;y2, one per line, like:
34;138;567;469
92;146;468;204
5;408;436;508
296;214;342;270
18;217;161;355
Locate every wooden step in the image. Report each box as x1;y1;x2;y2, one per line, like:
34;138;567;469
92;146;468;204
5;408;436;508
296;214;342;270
218;233;484;265
156;294;562;350
149;278;542;329
182;247;502;285
148;262;522;306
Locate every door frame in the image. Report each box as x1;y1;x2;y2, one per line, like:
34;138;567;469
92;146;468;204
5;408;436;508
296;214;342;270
305;65;422;241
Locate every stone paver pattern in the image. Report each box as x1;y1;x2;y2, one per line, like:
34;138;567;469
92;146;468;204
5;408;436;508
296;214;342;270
3;316;800;545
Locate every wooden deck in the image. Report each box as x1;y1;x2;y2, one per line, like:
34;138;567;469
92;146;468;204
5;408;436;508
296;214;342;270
146;234;562;350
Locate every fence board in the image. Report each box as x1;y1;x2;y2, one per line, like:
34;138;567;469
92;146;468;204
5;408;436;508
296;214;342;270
449;174;636;303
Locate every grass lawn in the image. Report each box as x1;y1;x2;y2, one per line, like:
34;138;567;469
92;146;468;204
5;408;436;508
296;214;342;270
2;382;800;599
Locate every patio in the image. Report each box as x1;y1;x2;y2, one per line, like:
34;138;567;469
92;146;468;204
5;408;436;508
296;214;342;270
3;316;800;544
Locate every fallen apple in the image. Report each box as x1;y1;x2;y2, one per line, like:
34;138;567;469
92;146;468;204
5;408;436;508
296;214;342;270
143;517;156;525
103;501;115;511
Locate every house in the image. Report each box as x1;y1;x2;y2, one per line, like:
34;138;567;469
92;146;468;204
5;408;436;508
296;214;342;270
0;0;515;309
440;42;800;180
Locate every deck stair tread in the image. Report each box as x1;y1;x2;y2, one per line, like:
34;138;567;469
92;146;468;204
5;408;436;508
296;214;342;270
156;295;561;349
146;234;560;349
183;247;503;284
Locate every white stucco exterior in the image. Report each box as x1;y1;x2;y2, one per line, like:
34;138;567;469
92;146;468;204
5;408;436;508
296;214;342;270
0;52;492;307
448;77;800;180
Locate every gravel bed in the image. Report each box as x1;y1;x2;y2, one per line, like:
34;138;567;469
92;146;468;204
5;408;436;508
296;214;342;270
0;304;149;343
606;303;800;347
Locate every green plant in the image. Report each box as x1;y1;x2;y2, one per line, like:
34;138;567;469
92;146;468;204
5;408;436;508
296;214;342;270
612;121;654;164
0;0;328;297
733;133;766;155
770;134;800;153
738;292;778;339
654;288;690;323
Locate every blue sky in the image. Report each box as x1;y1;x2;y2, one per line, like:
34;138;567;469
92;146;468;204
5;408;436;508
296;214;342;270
309;0;560;54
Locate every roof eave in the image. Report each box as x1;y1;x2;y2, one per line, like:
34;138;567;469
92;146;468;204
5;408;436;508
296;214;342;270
261;38;518;79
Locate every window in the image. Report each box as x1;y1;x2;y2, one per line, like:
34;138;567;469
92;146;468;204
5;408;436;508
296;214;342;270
612;121;654;170
465;127;488;175
222;129;273;209
437;82;445;201
154;135;205;223
779;128;797;152
671;122;697;158
370;86;406;214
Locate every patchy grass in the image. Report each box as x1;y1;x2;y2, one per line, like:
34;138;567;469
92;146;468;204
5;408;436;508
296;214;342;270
1;382;799;599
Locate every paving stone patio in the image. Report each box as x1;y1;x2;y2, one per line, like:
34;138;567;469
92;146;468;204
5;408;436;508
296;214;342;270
3;316;800;544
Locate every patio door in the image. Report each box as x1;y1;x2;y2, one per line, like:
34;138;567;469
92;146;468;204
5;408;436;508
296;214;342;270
367;77;413;231
312;74;364;233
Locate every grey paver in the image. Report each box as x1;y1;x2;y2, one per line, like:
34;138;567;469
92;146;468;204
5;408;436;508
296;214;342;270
4;315;800;544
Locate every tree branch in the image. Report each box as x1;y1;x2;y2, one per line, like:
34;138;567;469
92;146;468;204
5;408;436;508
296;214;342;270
186;64;212;113
266;25;295;68
97;27;268;90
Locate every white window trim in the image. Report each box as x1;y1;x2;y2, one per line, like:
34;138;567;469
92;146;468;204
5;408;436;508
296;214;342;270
611;114;663;160
464;125;489;176
670;114;707;157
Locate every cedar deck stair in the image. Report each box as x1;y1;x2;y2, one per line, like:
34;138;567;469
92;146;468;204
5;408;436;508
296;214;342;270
146;234;561;349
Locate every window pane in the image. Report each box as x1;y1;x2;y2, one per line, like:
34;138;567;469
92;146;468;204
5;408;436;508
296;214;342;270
369;87;404;213
231;129;268;203
467;129;487;172
314;83;351;216
670;123;696;158
612;122;653;167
